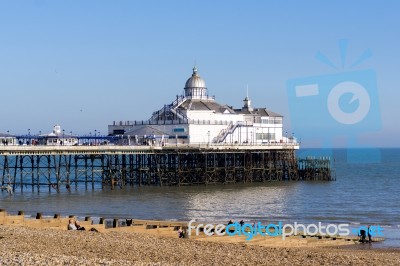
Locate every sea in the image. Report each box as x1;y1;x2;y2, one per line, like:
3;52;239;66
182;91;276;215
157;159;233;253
1;148;399;248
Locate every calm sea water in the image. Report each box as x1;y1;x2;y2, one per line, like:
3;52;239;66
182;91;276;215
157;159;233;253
1;148;399;247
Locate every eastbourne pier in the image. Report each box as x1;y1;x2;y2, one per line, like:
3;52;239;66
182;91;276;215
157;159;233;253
0;67;334;193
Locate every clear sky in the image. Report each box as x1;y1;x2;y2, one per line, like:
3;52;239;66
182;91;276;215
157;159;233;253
0;1;399;147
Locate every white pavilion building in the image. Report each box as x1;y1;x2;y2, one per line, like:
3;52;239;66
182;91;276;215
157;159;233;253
108;67;288;145
39;125;78;146
0;132;16;146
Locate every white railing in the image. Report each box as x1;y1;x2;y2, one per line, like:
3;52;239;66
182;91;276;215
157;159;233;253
170;95;187;120
149;95;188;122
150;104;171;122
0;142;300;155
172;95;186;108
169;107;186;120
214;121;248;143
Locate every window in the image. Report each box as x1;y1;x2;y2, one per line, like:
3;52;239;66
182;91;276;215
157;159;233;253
256;133;275;140
261;118;269;124
261;117;282;124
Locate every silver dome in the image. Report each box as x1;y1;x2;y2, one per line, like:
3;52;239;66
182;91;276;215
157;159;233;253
184;66;206;88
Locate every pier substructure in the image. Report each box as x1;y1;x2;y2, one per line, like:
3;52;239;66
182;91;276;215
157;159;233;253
0;145;333;193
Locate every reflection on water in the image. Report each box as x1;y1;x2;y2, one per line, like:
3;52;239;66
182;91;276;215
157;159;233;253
0;183;298;222
185;184;296;222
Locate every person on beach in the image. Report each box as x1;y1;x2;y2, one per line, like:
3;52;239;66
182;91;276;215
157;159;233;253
368;225;372;243
75;220;86;230
68;219;86;231
359;229;366;243
68;219;77;230
178;228;184;238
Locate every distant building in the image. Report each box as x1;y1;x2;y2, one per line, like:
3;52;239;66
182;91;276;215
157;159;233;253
108;67;286;145
0;132;16;146
39;125;78;146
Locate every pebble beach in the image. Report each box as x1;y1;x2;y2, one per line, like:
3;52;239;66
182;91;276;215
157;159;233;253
0;225;399;266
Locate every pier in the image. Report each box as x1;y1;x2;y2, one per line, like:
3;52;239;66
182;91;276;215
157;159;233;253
0;66;338;194
0;144;334;193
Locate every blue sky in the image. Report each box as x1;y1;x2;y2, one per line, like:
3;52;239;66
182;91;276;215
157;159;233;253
0;1;399;147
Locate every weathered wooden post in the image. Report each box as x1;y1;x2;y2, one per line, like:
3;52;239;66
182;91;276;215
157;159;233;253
113;218;119;228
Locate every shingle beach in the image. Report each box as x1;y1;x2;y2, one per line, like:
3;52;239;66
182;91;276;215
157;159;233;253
0;225;399;266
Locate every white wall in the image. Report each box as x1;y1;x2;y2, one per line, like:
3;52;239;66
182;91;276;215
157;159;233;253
46;137;78;146
188;124;228;143
186;110;244;124
0;137;16;145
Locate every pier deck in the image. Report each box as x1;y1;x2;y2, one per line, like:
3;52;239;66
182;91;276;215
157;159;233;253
0;143;299;155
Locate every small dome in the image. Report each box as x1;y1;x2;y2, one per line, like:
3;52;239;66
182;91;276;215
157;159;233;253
185;66;206;88
53;125;62;135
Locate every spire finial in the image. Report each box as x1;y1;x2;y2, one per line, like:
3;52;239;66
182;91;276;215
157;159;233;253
244;84;250;101
243;84;252;109
192;65;198;76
